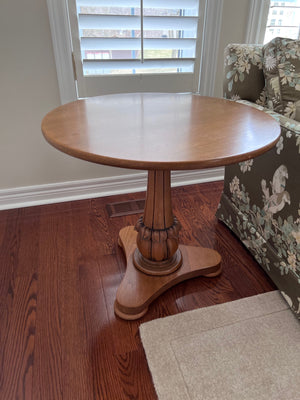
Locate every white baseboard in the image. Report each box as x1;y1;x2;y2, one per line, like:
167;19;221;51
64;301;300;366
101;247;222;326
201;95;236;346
0;168;224;210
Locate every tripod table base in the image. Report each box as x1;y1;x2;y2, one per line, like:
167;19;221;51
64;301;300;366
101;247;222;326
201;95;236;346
114;226;222;320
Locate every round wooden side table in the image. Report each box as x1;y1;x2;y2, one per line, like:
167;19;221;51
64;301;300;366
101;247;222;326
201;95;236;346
42;93;280;320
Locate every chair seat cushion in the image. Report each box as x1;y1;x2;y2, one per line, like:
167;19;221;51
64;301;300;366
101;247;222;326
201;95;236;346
263;37;300;121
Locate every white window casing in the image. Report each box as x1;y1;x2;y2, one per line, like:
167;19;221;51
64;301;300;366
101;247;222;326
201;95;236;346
245;0;270;44
47;0;77;103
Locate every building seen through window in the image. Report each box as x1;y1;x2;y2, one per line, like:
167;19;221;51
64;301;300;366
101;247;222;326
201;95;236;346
264;0;300;43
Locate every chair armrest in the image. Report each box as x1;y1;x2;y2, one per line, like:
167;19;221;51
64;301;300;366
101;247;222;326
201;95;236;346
237;100;300;139
224;44;265;105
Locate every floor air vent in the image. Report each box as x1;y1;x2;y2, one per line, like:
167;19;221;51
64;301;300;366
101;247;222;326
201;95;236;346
106;199;145;218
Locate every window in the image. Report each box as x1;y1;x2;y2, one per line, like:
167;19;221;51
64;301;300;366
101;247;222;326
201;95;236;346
73;0;199;76
68;0;208;98
264;0;300;44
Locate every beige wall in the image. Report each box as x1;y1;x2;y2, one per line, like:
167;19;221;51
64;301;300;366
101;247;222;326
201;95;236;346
214;0;251;98
0;0;129;191
0;0;251;191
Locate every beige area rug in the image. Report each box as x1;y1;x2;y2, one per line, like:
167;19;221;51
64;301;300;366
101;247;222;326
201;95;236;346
140;291;300;400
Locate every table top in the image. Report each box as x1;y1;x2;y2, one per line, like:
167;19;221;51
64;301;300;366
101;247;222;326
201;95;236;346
42;93;280;171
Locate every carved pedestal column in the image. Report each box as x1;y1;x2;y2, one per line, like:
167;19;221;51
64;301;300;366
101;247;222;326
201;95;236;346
134;170;182;275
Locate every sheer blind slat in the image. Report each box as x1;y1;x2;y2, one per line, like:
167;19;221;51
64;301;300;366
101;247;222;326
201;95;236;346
83;58;194;70
77;0;198;7
81;37;196;51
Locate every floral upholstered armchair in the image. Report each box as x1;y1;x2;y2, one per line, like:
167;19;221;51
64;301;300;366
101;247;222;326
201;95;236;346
216;37;300;318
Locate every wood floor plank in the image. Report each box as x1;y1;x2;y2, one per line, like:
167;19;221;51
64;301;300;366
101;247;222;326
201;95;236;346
64;205;112;400
32;205;73;400
76;261;113;400
15;208;41;277
114;349;157;400
0;273;37;400
0;209;22;302
0;181;277;400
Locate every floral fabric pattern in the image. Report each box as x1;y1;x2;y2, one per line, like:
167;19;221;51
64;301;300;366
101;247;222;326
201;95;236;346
223;44;265;105
218;42;300;318
263;37;300;122
217;120;300;317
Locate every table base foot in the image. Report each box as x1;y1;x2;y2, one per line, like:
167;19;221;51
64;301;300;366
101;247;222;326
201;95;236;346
114;301;149;320
203;266;223;278
115;226;222;320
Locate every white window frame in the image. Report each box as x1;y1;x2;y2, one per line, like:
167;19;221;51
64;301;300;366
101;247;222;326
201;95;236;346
47;0;223;104
47;0;77;104
245;0;271;44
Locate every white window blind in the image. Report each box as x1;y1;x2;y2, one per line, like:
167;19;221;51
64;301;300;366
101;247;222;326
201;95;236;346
75;0;200;76
264;0;300;43
68;0;205;97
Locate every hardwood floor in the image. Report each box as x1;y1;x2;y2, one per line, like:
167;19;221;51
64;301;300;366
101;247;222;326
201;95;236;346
0;181;276;400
